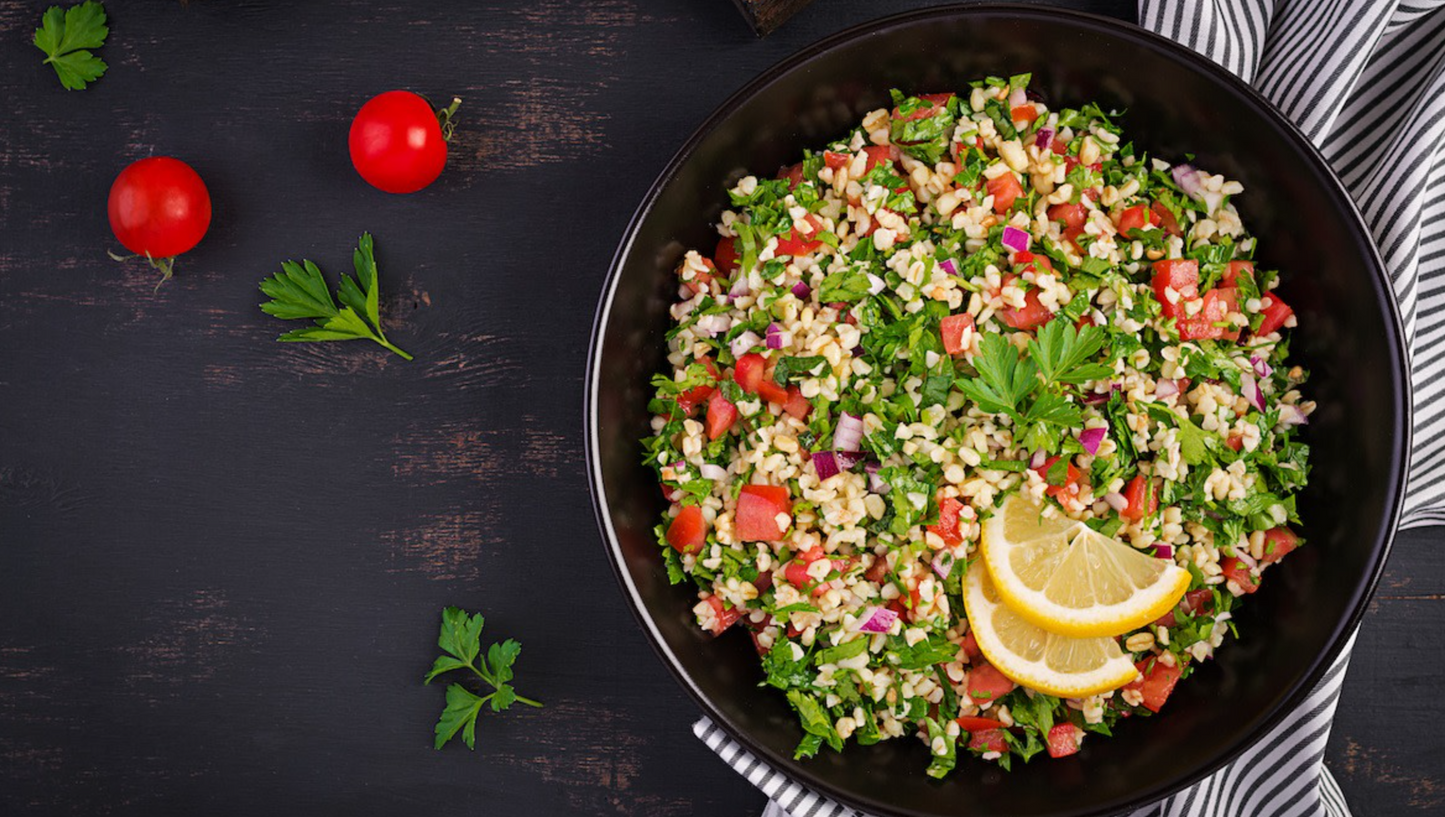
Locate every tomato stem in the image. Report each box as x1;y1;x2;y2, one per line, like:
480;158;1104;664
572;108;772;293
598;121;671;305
437;97;462;142
107;250;177;291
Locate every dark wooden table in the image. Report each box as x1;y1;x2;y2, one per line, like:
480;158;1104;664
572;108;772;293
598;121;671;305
1;1;1440;814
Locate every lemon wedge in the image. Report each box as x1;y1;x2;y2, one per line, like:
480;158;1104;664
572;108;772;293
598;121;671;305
963;563;1140;698
980;492;1190;638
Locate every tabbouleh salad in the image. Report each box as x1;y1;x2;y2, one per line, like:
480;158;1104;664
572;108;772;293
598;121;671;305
641;73;1312;775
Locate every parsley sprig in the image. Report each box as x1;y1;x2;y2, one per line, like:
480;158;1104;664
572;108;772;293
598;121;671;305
956;321;1114;446
259;233;413;360
424;607;542;750
33;2;108;91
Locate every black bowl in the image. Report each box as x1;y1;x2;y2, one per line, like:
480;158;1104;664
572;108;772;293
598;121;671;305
585;5;1410;816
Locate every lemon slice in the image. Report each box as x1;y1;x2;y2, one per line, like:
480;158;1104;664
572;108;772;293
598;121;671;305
980;492;1190;638
963;563;1140;698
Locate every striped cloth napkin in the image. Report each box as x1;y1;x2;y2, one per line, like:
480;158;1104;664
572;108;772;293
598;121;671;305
698;1;1445;815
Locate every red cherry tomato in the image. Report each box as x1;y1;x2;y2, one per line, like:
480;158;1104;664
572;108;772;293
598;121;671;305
107;157;212;279
348;91;457;193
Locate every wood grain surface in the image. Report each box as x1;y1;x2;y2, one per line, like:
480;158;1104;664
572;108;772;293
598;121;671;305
0;1;1439;815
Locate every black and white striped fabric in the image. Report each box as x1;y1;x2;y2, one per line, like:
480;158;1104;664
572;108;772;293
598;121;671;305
697;1;1445;814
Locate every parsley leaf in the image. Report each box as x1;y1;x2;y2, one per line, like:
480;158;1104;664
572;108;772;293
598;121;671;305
956;333;1038;419
425;607;542;750
1029;321;1113;387
259;233;414;360
33;2;108;91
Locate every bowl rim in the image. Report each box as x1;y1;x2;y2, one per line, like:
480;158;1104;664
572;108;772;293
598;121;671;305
584;4;1411;815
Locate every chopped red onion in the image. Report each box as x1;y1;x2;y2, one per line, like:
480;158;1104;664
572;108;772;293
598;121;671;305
1250;354;1273;379
938;258;958;277
1103;492;1128;512
851;345;865;357
1240;372;1266;412
765;323;788;350
1151;544;1174;560
1028;450;1046;470
1001;225;1031;253
1154;379;1179;400
729;330;761;358
1008;87;1027;107
1172;163;1203;197
729;277;750;299
834;413;865;452
812;450;866;480
1082;383;1120;405
1278;404;1309;427
857;606;898;634
1035;128;1054;151
867;274;886;295
791;281;811;299
812;451;841;481
865;461;887;492
1078;426;1107;456
932;551;955;580
699;463;727;481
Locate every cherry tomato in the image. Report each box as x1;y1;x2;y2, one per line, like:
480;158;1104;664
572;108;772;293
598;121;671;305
107;157;211;281
348;91;458;193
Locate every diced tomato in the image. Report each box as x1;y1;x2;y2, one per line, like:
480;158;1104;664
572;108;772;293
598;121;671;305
1013;251;1054;275
968;729;1009;754
775;214;824;257
1150;201;1183;237
1220;556;1259;593
703;595;742;636
1152;587;1214;628
1117;204;1159;236
783;546;825;589
1051;138;1069;156
823;150;851;170
782;386;811;420
736;484;793;542
1225;433;1244;452
1033;455;1082;501
955;716;1005;733
1011;104;1040;124
1120;475;1158;522
679;257;717;298
1062;224;1087;254
967;662;1017;703
940;313;976;355
1046;723;1083;758
960;631;981;660
1124;656;1183;713
665;505;707;554
1222;260;1254;287
715;236;740;274
863;557;889;584
1151;259;1199;319
1260;527;1300;563
862;145;895;174
705;390;737;440
927;496;966;546
894;92;953;122
676;383;715;416
734;353;767;393
1256;293;1295;336
777;163;804;190
986;172;1024;214
660;482;681;503
1177;287;1241;341
997;274;1054;330
756;377;790;406
1048;202;1087;229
